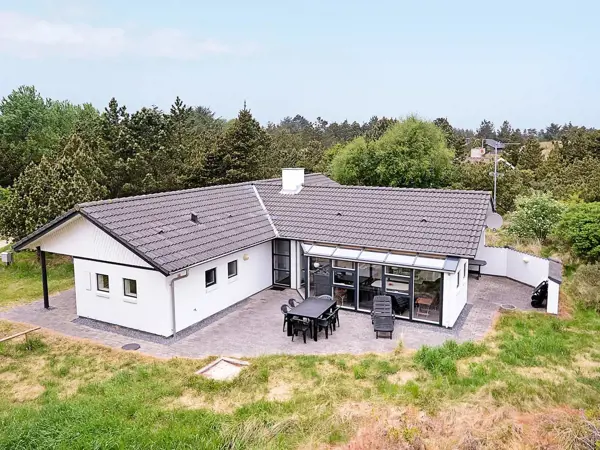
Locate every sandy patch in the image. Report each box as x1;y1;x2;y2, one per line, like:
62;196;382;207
387;371;418;385
267;381;292;401
11;382;45;402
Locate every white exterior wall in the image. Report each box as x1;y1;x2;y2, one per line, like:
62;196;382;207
27;215;152;268
74;258;172;336
442;258;469;328
172;241;273;332
547;280;560;315
475;229;550;287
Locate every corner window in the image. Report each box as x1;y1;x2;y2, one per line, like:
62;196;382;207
97;274;109;292
124;278;137;298
228;260;238;278
205;268;217;287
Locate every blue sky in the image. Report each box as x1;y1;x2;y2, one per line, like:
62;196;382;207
0;0;598;130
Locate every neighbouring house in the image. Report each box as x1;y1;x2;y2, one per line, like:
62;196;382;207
13;169;561;337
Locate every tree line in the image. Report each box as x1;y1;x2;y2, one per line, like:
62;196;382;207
0;85;599;245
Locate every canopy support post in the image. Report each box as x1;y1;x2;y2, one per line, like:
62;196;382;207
37;246;49;309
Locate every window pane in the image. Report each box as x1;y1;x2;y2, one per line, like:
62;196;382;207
334;286;354;308
273;269;290;285
333;269;354;286
384;276;409;293
205;268;216;287
333;259;354;269
273;240;290;255
273;254;290;270
97;274;109;292
385;266;411;276
124;278;137;297
228;260;237;278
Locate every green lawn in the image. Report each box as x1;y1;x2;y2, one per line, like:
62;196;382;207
0;249;74;308
0;301;599;448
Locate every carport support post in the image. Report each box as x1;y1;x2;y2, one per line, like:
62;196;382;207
37;246;49;309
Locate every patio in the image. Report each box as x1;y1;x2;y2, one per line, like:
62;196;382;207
0;275;535;358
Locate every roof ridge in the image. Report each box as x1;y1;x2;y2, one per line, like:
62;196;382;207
294;185;491;195
78;173;333;208
252;185;279;237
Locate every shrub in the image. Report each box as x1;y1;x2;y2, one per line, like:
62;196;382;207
507;192;564;241
571;264;600;313
555;202;600;262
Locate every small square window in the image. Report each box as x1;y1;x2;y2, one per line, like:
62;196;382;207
205;268;217;287
228;260;238;278
124;278;137;298
97;274;109;292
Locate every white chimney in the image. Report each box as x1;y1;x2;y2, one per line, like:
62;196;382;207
281;168;305;194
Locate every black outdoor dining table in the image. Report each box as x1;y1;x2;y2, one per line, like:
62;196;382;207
286;297;336;341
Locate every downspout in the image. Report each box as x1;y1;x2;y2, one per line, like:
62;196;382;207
169;270;189;338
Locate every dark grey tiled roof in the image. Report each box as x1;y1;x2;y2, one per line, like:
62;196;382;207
255;183;490;259
15;173;489;273
78;182;276;274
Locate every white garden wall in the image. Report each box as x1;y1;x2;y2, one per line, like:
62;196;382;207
172;241;273;333
73;258;172;336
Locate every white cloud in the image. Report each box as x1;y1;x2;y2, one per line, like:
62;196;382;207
0;11;245;60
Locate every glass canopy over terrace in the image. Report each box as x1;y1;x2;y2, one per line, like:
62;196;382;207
300;243;459;272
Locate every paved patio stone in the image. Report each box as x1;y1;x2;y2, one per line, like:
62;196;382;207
0;275;536;358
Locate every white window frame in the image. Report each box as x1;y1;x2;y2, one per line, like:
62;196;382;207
205;268;217;287
228;260;238;278
96;273;109;292
123;278;137;298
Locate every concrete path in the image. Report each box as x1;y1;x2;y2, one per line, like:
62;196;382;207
0;276;535;359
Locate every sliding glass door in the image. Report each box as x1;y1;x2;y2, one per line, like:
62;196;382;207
357;263;383;312
333;260;355;309
413;270;442;324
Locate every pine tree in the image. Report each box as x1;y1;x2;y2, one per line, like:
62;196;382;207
0;134;108;240
200;106;271;185
519;138;543;171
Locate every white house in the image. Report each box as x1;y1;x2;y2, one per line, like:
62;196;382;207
14;169;561;337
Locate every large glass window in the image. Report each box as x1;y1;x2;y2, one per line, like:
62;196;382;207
273;239;291;286
333;269;354;287
309;257;331;297
413;270;442;324
333;260;354;269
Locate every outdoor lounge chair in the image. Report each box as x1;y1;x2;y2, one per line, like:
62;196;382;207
373;314;394;339
371;295;393;324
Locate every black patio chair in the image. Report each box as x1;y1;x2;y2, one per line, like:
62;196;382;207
316;314;334;339
288;298;299;308
330;306;341;329
290;318;312;344
281;304;290;332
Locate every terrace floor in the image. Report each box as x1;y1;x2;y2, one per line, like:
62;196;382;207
0;275;536;358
